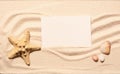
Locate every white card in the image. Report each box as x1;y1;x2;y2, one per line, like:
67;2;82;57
41;16;91;48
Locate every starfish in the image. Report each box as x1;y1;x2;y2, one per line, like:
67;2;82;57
7;30;41;66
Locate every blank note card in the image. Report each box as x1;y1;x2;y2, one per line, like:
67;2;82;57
41;16;91;48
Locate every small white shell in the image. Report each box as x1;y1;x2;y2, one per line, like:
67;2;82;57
99;54;105;63
100;41;111;55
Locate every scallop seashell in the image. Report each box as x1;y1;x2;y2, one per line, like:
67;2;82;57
100;41;111;55
92;55;98;62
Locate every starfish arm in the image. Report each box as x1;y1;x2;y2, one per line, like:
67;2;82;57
8;36;18;46
25;30;30;42
18;30;30;46
21;51;30;66
7;48;19;59
24;30;30;43
26;44;41;52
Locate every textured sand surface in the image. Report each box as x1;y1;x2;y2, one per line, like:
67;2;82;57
0;0;120;74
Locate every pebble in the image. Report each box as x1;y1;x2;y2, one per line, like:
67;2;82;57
92;55;98;62
99;54;105;63
100;41;111;55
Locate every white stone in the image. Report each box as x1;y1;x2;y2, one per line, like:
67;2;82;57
99;54;105;63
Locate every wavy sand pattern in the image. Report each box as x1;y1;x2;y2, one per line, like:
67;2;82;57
0;12;120;73
46;14;120;60
2;12;120;59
